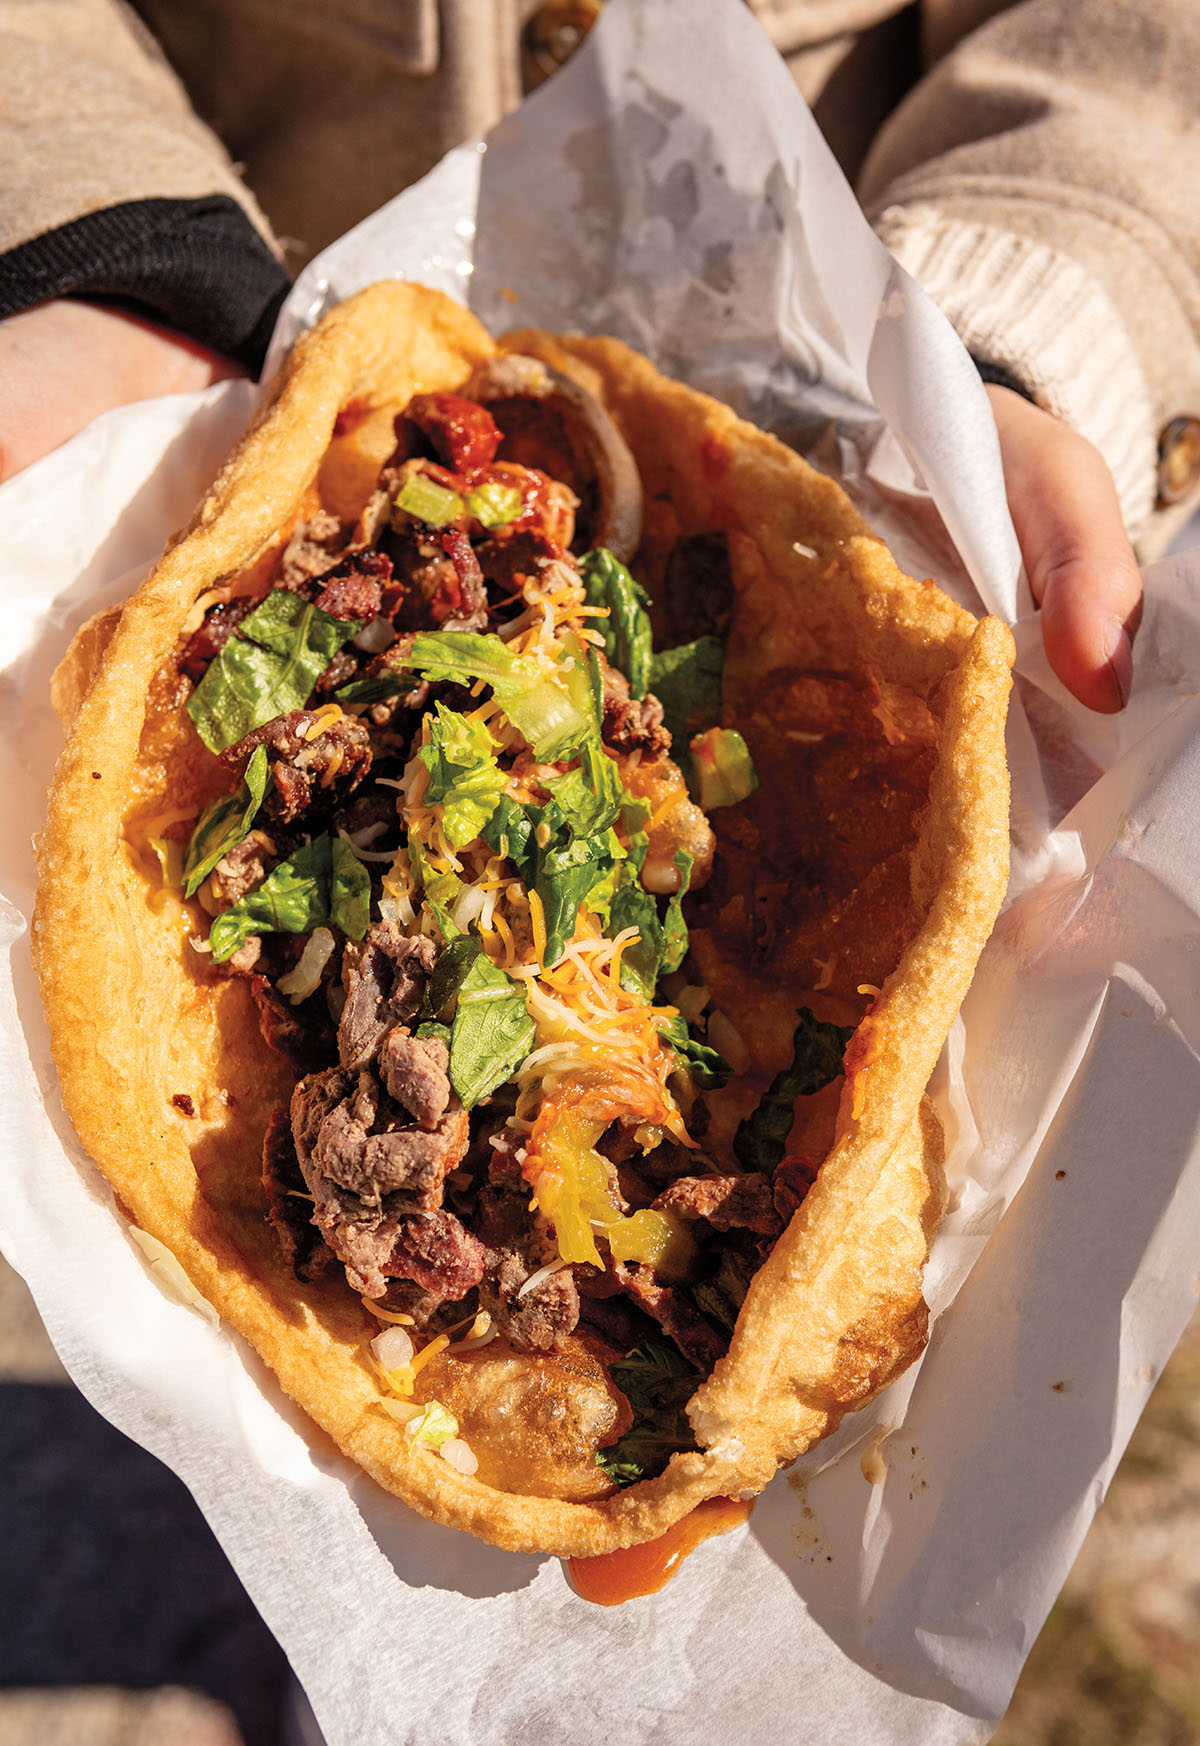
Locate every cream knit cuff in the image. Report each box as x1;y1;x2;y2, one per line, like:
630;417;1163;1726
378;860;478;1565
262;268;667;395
874;205;1158;542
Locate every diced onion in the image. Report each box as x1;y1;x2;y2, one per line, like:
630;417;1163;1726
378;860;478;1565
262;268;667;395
353;617;396;653
370;1326;416;1369
439;1438;479;1476
379;887;416;926
378;1397;424;1424
676;984;711;1026
277;926;336;1004
452;883;487;930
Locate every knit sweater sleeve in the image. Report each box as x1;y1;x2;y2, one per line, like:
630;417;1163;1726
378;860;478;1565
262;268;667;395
0;0;289;373
861;0;1200;558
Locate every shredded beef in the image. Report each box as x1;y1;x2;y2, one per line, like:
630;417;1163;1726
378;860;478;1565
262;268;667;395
386;1209;487;1299
380;1029;452;1130
474;528;558;596
601;666;671;757
620;1264;727;1375
381;527;488;633
312;548;390;623
338;923;436;1072
249;974;333;1073
261;1106;336;1281
289;1063;478;1300
179;595;255;684
208;829;275;909
309;1069;469;1206
226;710;372;828
653;1173;784;1237
437;527;488;630
474;1186;580;1352
314;648;361;695
278;509;346;589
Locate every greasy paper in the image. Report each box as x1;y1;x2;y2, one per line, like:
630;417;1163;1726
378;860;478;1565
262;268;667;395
3;2;1200;1743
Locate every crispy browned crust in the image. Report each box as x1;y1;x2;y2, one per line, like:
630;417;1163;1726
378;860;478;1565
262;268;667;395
32;282;1012;1556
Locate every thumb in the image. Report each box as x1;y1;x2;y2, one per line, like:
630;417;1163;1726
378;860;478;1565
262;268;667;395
986;384;1143;713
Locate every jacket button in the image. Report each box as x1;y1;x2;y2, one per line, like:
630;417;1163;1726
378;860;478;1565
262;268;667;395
1157;415;1200;506
522;0;603;88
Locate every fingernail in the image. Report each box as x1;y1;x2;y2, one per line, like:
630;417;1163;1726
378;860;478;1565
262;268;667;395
1103;618;1133;709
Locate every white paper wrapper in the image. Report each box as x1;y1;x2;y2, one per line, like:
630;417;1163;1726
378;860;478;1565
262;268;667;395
3;3;1199;1742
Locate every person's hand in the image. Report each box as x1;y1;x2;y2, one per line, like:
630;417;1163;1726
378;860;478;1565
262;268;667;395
986;383;1143;712
0;299;243;484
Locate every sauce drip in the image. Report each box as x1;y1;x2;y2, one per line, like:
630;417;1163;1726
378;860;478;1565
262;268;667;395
567;1496;753;1605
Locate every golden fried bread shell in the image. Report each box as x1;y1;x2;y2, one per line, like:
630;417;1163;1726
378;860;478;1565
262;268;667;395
33;282;1012;1555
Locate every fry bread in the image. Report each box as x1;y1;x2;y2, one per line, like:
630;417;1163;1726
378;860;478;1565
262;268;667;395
33;282;1012;1556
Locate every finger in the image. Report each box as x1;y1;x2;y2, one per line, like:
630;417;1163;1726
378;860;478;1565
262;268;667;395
987;385;1143;713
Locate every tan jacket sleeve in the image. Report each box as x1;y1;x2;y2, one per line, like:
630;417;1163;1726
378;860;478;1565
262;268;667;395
0;0;288;370
860;0;1200;558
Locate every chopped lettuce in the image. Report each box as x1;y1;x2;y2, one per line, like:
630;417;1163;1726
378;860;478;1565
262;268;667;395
406;828;464;926
594;1341;700;1488
182;743;270;897
394;474;462;526
607;850;693;1000
450;950;536;1108
579;548;653;698
186;590;361;753
481;739;643;966
417;702;506;848
330;834;372;940
207;831;369;963
404;1402;460;1448
690;726;759;810
466;481;522;528
393;631;593;762
421;934;534;1108
661;850;694;976
647;636;724;780
657;1012;732;1089
732;1008;854;1173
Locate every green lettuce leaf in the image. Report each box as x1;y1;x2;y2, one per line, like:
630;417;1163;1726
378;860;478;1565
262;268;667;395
481;795;535;868
417;702;506;848
449;951;536;1108
208;835;331;963
182;743;270;897
594;1342;699;1488
407;828;464;927
207;830;371;964
419;933;534;1107
579;547;653;698
656;1012;732;1089
648;635;724;786
330;834;371;941
393;631;593;762
732;1008;854;1173
661;850;694;976
186;590;361;753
